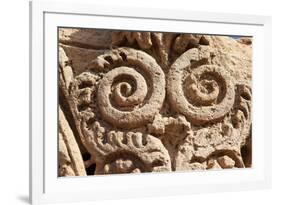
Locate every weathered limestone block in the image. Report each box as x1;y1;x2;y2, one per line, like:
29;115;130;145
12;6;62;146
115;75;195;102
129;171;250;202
59;106;86;176
58;28;252;176
60;44;105;75
70;48;171;174
59;28;111;49
112;32;210;70
59;46;88;155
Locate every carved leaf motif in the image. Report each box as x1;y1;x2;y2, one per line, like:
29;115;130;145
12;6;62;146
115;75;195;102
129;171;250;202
111;32;209;69
69;48;170;174
58;28;252;175
81;126;172;174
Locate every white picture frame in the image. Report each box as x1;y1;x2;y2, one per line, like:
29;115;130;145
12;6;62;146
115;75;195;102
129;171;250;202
30;1;272;204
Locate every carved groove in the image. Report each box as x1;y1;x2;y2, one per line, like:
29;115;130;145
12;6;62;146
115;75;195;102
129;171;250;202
167;47;235;125
58;28;252;176
92;48;166;129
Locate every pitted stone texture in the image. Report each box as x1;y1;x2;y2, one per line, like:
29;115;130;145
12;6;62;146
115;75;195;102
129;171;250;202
59;28;111;49
95;48;165;129
81;126;172;174
112;32;209;69
60;44;105;75
59;106;86;176
58;28;252;176
68;48;170;174
167;47;235;125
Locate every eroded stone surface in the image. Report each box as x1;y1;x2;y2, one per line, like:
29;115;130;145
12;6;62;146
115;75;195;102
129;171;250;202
59;28;111;49
59;106;86;176
58;28;252;176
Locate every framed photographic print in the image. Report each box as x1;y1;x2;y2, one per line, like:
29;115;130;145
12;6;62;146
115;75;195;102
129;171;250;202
30;1;272;204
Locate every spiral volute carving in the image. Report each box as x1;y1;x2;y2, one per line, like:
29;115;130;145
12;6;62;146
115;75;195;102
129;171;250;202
167;47;235;125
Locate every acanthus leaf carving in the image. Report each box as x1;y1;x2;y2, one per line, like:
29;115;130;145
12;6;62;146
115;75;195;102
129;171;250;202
69;47;171;174
58;28;252;176
111;32;210;69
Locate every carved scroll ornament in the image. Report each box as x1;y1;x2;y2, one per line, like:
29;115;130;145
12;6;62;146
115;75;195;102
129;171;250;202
58;29;252;175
